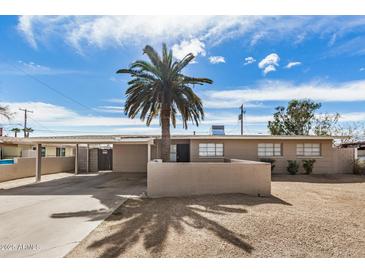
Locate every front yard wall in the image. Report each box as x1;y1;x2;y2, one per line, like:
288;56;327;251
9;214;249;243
0;156;75;182
147;159;271;197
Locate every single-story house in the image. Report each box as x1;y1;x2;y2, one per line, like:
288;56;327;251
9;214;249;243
0;134;356;196
10;133;354;175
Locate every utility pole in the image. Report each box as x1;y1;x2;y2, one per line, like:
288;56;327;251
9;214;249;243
238;104;246;135
19;108;33;137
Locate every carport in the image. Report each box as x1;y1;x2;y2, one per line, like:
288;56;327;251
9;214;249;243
28;136;155;182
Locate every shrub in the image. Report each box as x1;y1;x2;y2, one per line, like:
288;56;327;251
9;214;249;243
302;159;316;174
259;158;276;171
287;160;299;175
353;159;365;175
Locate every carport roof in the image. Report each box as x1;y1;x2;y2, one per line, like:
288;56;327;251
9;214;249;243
0;136;155;145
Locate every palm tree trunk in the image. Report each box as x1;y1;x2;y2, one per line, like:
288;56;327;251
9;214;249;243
161;104;171;162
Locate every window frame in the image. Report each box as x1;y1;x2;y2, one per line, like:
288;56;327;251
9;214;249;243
170;144;177;162
296;143;321;157
56;147;66;157
257;143;283;157
198;143;224;158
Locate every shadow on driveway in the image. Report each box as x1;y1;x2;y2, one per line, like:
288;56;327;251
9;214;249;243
67;193;291;257
0;172;147;221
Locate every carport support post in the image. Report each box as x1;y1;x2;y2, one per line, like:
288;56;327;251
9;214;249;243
86;144;89;173
147;143;151;162
35;143;42;182
75;144;79;175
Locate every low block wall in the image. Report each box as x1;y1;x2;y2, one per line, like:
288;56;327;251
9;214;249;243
0;156;75;182
147;159;271;198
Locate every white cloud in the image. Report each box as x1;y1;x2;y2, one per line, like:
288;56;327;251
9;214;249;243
95;106;124;113
244;56;256;65
172;39;206;61
17;16;262;51
258;53;280;75
205;80;365;104
263;65;276;75
286;61;302;69
0;60;85;76
17;16;37;49
0;102;156;128
17;16;365;57
208;56;225;64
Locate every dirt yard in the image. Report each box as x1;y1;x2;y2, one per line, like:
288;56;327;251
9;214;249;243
67;174;365;258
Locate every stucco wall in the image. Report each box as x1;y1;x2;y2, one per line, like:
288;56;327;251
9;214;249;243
0;156;75;182
147;159;271;198
113;144;148;172
190;139;352;174
153;138;354;174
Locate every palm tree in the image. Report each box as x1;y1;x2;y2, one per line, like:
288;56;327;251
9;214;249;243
11;128;21;137
23;127;34;138
117;43;213;162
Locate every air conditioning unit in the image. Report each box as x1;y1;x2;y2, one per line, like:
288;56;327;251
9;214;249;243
211;125;225;135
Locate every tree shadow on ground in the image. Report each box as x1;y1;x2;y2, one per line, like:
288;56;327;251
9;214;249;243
66;193;291;257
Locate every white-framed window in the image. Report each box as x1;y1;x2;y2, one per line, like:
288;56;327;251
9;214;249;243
170;145;177;161
56;147;66;157
257;143;282;157
199;143;224;157
296;143;321;157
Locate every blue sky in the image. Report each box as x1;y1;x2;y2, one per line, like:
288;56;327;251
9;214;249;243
1;15;365;136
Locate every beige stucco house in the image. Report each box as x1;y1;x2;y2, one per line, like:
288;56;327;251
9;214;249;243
0;134;355;185
111;135;353;175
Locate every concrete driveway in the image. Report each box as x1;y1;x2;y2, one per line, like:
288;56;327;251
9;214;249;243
0;172;146;258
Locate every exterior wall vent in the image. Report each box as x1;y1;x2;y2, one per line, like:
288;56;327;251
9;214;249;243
211;125;225;135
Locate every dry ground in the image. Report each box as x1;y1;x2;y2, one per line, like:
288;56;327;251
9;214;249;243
67;174;365;258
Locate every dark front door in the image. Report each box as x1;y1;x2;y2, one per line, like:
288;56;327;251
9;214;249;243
98;149;113;170
176;144;190;162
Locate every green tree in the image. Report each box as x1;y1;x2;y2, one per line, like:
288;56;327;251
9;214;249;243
268;99;321;135
117;43;213;161
11;127;21;137
314;113;341;136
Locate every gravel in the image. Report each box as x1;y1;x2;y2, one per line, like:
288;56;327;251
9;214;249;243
67;174;365;258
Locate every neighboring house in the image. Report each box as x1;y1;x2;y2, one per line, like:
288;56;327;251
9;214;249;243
340;141;365;160
0;138;74;159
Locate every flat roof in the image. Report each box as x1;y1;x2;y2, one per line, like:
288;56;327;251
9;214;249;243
170;135;335;140
0;136;155;145
0;134;340;146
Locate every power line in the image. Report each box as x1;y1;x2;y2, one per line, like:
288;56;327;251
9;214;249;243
28;116;58;135
0;57;100;114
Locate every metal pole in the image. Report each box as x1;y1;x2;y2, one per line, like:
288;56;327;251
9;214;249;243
240;104;244;135
35;143;42;182
75;144;79;175
19;108;33;138
86;144;89;173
